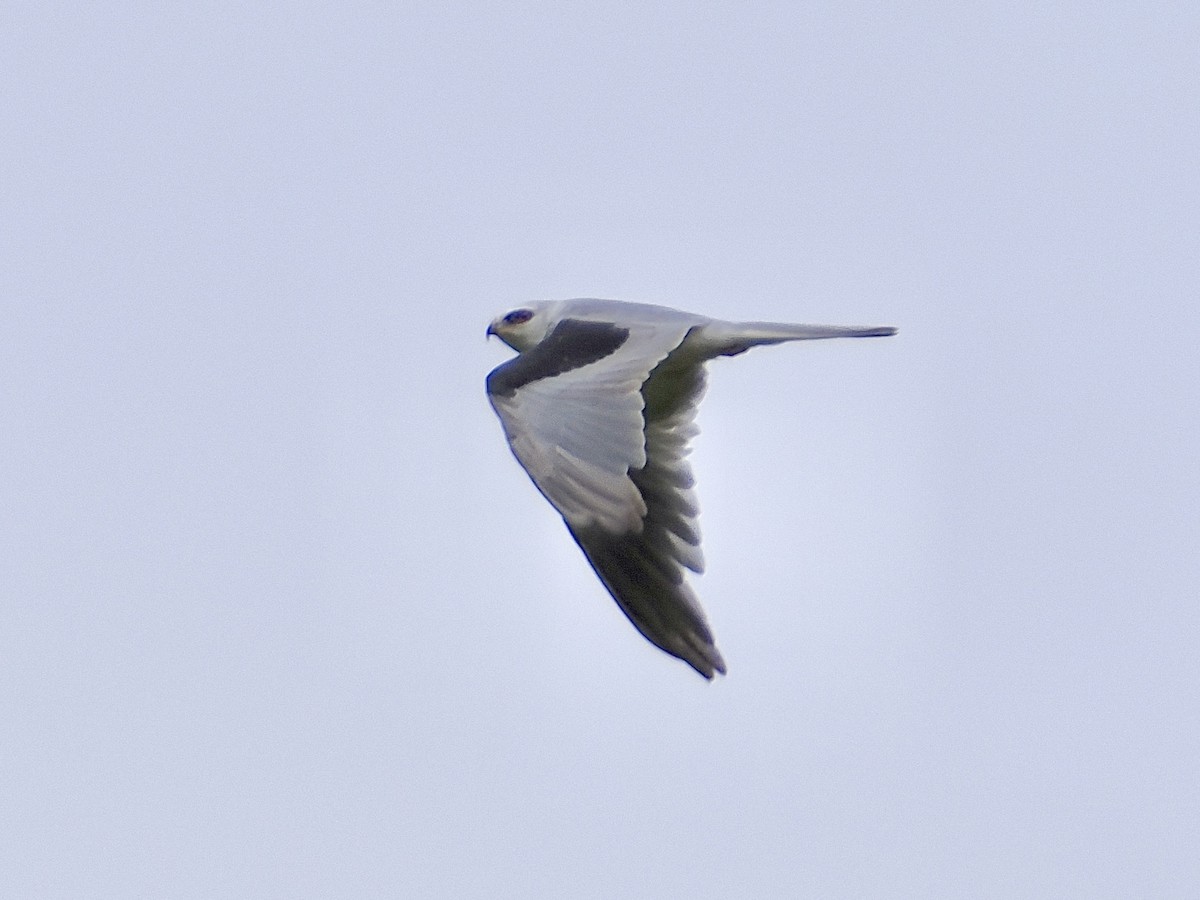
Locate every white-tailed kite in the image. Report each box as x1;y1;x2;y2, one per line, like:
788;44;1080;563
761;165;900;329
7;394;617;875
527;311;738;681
486;298;896;679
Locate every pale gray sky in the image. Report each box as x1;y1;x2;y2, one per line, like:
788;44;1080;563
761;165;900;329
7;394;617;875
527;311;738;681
3;3;1198;897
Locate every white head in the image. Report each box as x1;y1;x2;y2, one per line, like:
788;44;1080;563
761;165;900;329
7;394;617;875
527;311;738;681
486;301;560;352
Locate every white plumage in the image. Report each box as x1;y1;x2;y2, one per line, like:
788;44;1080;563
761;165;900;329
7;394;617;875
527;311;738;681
486;298;896;678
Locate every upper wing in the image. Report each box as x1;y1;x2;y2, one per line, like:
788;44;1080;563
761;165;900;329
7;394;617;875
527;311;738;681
488;315;725;677
568;350;725;677
487;317;693;534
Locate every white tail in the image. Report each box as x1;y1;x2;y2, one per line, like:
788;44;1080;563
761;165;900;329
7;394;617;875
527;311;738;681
695;319;897;357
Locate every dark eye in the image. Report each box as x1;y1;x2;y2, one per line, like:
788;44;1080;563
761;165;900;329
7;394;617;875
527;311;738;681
503;309;533;325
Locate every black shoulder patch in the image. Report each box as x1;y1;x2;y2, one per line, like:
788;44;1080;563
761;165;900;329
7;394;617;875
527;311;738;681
487;319;630;397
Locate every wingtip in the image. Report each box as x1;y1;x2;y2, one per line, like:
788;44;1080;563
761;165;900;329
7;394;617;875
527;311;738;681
689;648;727;680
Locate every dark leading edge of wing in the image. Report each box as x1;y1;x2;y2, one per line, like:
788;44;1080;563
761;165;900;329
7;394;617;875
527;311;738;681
487;314;725;676
487;319;631;397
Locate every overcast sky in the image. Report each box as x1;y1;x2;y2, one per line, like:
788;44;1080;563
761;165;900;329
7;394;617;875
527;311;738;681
3;3;1198;897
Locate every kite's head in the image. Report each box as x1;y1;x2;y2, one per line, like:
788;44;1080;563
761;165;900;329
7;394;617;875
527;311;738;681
486;303;555;353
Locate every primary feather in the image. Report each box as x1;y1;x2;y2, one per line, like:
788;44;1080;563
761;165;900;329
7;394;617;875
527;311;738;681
486;298;896;678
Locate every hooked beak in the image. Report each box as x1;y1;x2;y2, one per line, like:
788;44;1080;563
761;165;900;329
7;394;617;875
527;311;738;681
486;322;497;339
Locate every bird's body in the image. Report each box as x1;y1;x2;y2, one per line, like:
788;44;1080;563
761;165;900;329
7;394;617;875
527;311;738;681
486;298;895;678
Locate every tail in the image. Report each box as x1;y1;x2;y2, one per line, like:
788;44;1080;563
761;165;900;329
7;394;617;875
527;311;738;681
695;319;897;357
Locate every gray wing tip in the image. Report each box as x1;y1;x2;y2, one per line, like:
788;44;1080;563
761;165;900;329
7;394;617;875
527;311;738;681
674;631;726;679
692;648;728;680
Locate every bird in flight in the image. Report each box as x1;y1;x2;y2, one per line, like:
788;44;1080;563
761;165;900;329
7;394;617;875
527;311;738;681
486;298;895;679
